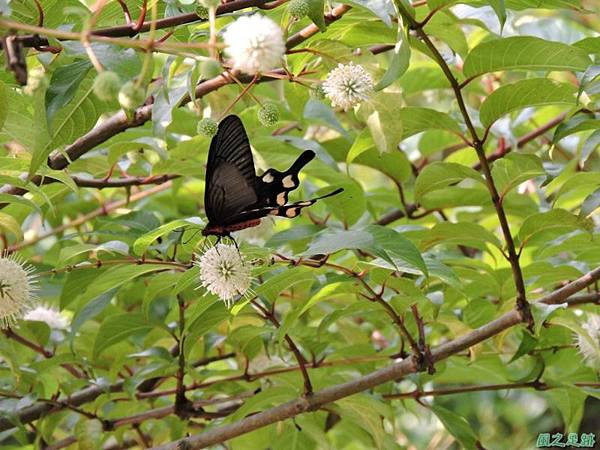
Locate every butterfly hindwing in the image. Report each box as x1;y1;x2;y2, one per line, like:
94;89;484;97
255;150;315;208
204;116;258;224
219;188;344;226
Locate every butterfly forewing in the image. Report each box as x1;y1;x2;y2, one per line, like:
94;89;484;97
205;116;258;224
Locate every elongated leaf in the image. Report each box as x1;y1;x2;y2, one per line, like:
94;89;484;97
399;107;462;139
415;162;484;201
133;217;203;255
518;209;589;248
306;0;326;32
0;212;23;240
491;153;546;197
45;59;92;123
93;313;153;359
30;74;110;176
431;405;479;450
463;36;591;78
375;18;410;90
479;79;576;128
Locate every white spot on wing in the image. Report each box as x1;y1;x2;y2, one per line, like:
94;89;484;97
282;175;295;188
276;192;286;206
262;173;274;183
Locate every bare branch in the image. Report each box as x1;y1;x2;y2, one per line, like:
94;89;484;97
149;266;600;449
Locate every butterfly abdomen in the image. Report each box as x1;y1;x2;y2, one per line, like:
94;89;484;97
203;219;262;237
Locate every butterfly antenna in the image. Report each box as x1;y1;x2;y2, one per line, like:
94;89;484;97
182;227;203;245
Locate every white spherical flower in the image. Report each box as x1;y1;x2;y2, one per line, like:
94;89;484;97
24;305;69;330
575;314;600;369
322;62;374;111
0;253;37;328
196;244;252;307
222;14;285;75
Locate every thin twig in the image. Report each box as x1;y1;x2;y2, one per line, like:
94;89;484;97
395;2;533;330
250;298;314;395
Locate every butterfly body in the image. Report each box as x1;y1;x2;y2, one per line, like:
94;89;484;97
202;115;343;238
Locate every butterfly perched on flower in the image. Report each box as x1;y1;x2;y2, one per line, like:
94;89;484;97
202;115;343;240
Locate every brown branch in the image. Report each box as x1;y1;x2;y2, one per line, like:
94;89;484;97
174;295;195;418
396;2;533;330
2;328;84;378
383;381;600;400
136;355;391;400
7;182;172;251
149;266;600;450
71;174;178;188
14;0;277;47
250;299;313;395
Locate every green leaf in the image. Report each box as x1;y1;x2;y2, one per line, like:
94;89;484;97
463;36;591;79
509;330;538;363
30;74;109;176
255;267;316;303
552;113;600;143
543;388;586;431
0;212;23;241
399;107;462;139
346;129;372;166
365;93;403;153
421;222;503;252
375;20;410;90
518;209;589;248
431;405;480;450
491;153;546;198
45;59;92;123
415;162;483;201
306;0;326;32
554;172;600;203
335;394;392;449
305;226;427;275
76;264;168;306
93;313;153;359
229;387;296;422
479;79;577;128
132;217;203;255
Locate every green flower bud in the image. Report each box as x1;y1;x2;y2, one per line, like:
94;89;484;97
200;59;223;79
118;81;146;111
197;117;218;137
288;0;310;19
195;4;209;19
92;71;121;101
258;103;279;126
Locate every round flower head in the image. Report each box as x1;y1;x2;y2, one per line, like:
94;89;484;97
222;14;285;75
24;305;69;330
322;62;374;111
258;103;279;126
196;244;252;307
0;253;37;328
575;314;600;370
197;117;219;137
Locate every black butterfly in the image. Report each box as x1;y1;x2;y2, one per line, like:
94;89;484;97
202;115;343;240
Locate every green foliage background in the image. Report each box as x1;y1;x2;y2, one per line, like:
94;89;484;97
0;0;599;448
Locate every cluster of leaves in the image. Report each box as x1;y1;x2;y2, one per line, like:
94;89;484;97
0;0;599;449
